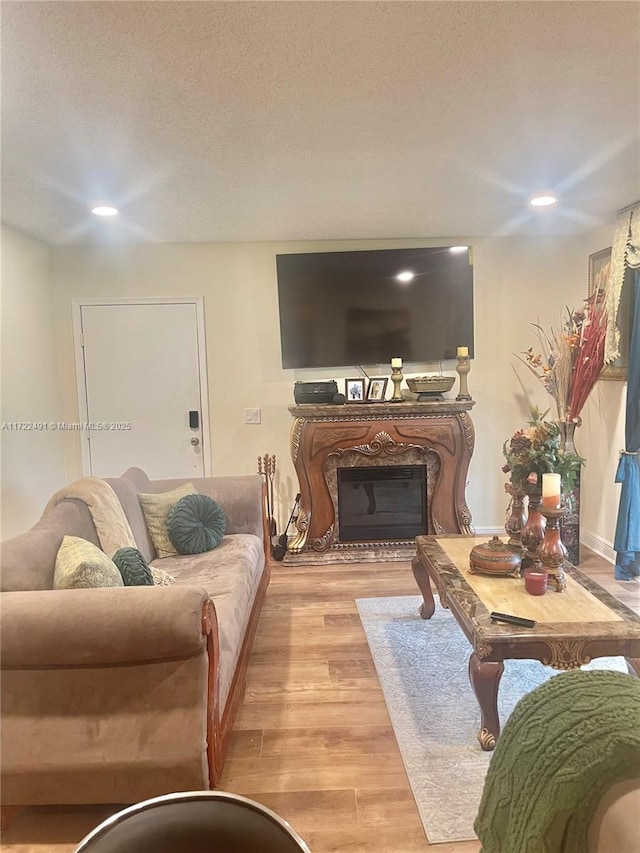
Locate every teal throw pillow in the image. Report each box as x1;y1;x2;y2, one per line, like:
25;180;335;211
167;494;225;555
113;547;154;586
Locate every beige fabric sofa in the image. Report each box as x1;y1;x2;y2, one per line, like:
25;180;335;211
0;467;270;807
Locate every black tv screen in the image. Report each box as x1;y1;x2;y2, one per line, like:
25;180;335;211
277;247;475;369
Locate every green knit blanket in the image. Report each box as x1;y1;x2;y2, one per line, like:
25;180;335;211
474;669;640;853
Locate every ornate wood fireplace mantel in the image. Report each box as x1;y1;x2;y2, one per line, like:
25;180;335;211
285;400;475;564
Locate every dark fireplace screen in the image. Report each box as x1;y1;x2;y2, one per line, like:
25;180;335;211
337;465;427;541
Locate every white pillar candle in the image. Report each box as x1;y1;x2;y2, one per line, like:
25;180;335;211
391;357;403;368
541;472;561;508
457;346;469;357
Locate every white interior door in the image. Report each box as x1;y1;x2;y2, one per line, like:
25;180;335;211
76;299;209;479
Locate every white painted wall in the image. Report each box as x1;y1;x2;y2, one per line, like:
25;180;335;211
49;232;625;557
1;225;66;538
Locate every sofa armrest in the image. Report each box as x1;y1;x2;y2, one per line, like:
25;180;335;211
150;475;266;539
1;586;211;668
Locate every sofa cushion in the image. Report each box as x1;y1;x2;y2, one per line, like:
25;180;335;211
139;483;197;559
167;494;226;555
113;547;154;586
54;536;124;589
153;533;264;711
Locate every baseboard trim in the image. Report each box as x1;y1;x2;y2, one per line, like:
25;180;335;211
581;530;615;564
474;527;505;537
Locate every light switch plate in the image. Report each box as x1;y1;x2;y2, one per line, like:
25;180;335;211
245;408;261;424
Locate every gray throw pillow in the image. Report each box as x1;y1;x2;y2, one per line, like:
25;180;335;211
166;493;226;555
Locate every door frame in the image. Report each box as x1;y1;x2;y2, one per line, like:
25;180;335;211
72;296;212;477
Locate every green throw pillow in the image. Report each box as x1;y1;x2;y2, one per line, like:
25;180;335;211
113;547;154;586
166;493;226;555
54;535;124;589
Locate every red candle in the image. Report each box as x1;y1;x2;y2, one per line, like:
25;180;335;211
524;568;548;596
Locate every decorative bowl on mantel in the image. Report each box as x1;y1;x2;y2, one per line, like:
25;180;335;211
406;375;455;401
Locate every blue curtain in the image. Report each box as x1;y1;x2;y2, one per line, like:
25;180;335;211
614;270;640;580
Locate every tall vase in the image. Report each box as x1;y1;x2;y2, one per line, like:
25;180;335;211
521;493;546;570
559;420;581;566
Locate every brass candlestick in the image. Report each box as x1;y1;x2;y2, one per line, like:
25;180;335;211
390;366;404;402
537;505;567;592
456;356;471;401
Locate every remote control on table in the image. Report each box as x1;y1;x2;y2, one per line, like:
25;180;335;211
490;611;536;628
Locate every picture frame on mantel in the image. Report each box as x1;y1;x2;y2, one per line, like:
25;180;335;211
345;377;365;402
588;246;633;381
366;377;388;402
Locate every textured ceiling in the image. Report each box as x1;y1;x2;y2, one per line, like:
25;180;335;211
2;1;639;244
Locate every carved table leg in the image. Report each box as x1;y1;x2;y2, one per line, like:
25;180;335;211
412;555;435;619
469;652;505;751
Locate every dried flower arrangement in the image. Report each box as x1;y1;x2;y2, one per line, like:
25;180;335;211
518;292;608;423
503;408;584;497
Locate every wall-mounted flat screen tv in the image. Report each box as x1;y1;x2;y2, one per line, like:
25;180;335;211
277;247;474;369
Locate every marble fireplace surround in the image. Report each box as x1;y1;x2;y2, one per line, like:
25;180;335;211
285;400;475;564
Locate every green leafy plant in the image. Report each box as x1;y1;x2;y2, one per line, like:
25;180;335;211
502;407;584;497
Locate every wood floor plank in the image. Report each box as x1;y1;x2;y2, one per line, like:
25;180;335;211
261;725;400;757
235;699;391;730
245;660;330;683
356;787;422;827
221;753;410;793
249;640;373;662
244;677;381;703
243;789;358;834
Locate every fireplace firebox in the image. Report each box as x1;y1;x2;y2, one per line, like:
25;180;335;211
338;465;427;541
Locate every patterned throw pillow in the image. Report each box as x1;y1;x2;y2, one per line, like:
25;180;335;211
112;547;154;586
167;493;226;555
151;567;177;586
54;535;124;589
138;483;197;559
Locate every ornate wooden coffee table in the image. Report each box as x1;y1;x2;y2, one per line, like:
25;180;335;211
413;535;640;750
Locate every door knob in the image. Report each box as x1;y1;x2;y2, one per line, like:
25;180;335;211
190;436;200;446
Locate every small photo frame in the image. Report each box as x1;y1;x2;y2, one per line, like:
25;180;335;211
345;378;365;402
366;377;388;402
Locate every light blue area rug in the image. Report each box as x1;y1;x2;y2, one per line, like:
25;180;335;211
356;595;628;844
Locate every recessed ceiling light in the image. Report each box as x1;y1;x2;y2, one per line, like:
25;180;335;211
91;205;119;216
449;246;468;253
530;195;557;208
396;271;415;283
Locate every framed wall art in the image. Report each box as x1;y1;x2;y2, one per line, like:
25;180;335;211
589;247;633;381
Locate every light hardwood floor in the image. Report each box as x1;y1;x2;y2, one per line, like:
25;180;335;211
2;550;638;852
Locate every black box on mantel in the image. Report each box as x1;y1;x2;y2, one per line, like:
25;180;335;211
293;380;338;404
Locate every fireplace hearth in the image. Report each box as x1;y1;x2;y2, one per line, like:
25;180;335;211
285;399;475;564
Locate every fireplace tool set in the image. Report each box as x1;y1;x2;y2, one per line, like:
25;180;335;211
257;454;277;537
